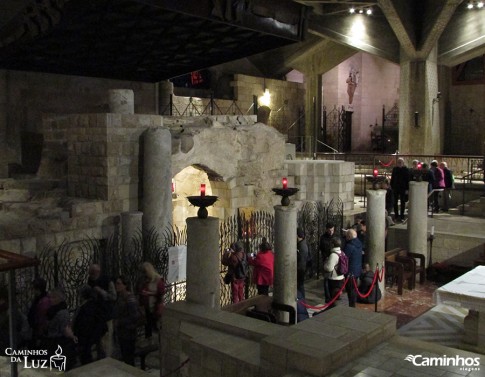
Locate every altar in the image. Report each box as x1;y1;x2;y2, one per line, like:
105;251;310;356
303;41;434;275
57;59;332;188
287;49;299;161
434;265;485;351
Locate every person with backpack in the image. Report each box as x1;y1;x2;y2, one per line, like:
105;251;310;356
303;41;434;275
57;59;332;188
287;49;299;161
323;238;346;305
222;241;247;303
343;229;363;308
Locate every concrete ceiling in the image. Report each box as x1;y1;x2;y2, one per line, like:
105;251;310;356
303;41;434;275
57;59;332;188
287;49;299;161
0;0;483;82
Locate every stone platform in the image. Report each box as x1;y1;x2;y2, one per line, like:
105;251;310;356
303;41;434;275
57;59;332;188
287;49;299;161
161;301;396;377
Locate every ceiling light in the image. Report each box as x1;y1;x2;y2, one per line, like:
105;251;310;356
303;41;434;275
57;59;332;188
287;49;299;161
366;8;372;15
477;2;484;8
359;9;364;14
349;7;355;14
467;2;474;8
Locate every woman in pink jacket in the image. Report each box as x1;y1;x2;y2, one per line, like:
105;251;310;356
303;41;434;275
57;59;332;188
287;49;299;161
248;238;274;295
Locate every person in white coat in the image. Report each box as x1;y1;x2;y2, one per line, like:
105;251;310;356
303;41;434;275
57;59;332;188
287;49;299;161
323;238;345;304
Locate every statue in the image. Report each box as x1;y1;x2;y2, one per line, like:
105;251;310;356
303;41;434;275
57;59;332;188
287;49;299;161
346;68;359;105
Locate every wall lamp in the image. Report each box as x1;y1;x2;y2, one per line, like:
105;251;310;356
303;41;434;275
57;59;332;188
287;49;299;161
432;91;441;104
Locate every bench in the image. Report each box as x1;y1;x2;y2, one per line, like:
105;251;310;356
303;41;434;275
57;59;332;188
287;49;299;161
134;341;158;370
396;249;426;286
385;248;415;295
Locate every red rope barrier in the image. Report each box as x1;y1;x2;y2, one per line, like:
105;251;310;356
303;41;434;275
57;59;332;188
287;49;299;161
379;158;395;167
352;269;379;299
378;265;385;282
162;357;190;377
299;276;350;311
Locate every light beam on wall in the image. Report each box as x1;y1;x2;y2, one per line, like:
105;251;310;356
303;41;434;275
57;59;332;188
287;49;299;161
259;88;271;107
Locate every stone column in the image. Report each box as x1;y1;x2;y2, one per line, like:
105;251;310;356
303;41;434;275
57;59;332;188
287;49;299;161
108;89;134;114
186;217;220;308
121;211;143;255
273;205;297;324
142;127;172;239
408;181;428;259
398;46;440;154
366;189;386;297
158;80;174;115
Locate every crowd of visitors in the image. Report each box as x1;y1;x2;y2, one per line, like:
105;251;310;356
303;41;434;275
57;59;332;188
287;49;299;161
1;262;165;370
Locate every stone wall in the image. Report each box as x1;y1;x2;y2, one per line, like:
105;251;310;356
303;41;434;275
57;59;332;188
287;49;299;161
286;160;355;211
387;217;485;267
161;301;396;377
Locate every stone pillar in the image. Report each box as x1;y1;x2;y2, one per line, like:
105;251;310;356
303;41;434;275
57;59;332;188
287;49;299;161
121;211;143;255
408;181;428;259
273;205;297;324
158;80;174;115
398;46;440;154
108;89;134;114
142;127;172;238
366;189;386;297
186;217;220;308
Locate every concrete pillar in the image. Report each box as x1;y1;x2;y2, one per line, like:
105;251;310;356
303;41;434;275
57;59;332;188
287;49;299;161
398;46;440;154
186;217;220;308
121;211;143;255
408;181;428;259
158;80;174;115
108;89;134;114
273;205;297;323
142;127;172;238
366;189;386;297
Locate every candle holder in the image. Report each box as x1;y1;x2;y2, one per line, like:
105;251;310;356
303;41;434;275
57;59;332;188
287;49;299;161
272;187;299;206
366;175;386;190
187;195;218;219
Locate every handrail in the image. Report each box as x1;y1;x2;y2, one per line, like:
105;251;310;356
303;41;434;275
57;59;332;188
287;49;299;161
286;114;305;132
316;139;339;154
457;168;484;181
459;168;484;215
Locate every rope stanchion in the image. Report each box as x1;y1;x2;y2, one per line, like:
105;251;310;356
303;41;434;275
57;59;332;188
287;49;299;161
299;276;350;311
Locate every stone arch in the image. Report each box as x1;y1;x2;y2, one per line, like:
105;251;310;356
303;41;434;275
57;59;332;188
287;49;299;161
169;120;287;224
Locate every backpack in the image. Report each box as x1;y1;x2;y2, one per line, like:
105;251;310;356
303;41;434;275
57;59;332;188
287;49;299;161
332;251;349;276
234;253;248;279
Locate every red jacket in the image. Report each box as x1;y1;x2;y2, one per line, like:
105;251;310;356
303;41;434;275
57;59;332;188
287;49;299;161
249;250;274;286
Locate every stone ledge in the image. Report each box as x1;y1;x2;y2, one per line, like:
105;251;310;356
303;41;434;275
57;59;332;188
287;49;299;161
261;306;396;377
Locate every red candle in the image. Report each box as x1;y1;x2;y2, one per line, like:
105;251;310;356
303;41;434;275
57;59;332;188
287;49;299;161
282;177;288;189
200;184;206;197
373;169;378;178
417;163;422;170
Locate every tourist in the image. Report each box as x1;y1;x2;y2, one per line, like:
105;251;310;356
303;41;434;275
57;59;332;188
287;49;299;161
248;238;274;295
87;263;116;358
319;222;337;303
43;288;77;370
323;238;345;306
343;229;363;308
222;242;247;304
113;276;139;366
138;262;165;340
430;160;445;212
390;157;409;221
439;161;454;211
73;285;108;365
27;277;51;348
296;228;309;298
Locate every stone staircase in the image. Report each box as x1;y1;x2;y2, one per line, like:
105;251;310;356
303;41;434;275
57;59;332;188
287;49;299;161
449;196;485;217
